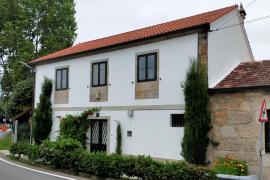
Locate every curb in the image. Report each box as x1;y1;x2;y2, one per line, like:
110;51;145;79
0;150;10;156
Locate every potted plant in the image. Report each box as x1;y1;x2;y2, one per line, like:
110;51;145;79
84;107;101;116
213;155;258;180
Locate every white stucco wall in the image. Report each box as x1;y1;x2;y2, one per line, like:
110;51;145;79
208;9;254;87
51;109;184;160
35;34;198;108
34;34;197;160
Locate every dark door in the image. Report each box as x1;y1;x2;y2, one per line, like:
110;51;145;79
266;110;270;152
90;120;107;152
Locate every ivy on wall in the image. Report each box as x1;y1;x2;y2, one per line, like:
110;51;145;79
59;107;100;148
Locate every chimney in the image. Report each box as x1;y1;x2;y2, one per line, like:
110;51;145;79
239;3;247;19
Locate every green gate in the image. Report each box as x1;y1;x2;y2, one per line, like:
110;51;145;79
17;123;31;143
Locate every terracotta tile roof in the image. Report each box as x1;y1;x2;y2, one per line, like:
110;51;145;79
30;5;237;64
214;61;270;89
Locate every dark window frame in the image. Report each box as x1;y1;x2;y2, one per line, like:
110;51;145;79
55;68;69;91
137;52;157;82
91;61;107;87
170;114;185;127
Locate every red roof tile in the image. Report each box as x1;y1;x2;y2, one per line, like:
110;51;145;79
30;5;237;64
214;61;270;89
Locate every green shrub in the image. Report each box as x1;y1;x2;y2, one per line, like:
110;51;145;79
39;138;82;168
10;138;216;180
10;143;29;157
26;144;40;162
213;155;248;176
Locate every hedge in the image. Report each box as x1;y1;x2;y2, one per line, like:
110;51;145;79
10;139;216;180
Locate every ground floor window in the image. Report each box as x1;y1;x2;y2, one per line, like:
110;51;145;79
170;114;184;127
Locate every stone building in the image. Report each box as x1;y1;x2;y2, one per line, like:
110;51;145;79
209;60;270;179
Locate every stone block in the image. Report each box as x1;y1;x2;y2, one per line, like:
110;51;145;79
228;111;252;125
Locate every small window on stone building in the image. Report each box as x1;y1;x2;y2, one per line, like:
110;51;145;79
265;110;270;153
171;114;184;127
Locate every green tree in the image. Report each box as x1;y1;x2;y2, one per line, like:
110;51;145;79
6;78;33;118
0;0;77;118
32;77;52;144
181;58;211;165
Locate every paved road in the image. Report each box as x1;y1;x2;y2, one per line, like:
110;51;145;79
0;155;88;180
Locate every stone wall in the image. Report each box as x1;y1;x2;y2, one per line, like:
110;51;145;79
209;88;270;179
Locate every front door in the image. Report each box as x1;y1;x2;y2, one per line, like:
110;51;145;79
90;119;107;152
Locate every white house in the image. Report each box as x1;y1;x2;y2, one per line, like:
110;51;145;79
30;5;253;160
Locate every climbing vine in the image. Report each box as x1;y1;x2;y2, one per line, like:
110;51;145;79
59;107;100;148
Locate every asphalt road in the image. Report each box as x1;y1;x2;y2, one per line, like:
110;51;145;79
0;155;88;180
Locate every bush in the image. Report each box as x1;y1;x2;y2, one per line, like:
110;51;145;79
10;139;216;180
39;138;82;168
10;143;40;162
10;143;29;157
26;144;40;162
213;155;248;176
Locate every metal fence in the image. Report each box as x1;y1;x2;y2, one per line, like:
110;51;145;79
16;123;31;143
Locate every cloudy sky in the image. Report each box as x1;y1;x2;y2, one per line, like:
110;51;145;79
74;0;270;60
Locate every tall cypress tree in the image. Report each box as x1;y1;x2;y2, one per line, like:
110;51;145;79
181;58;211;165
32;77;52;144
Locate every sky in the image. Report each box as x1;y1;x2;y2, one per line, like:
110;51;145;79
74;0;270;60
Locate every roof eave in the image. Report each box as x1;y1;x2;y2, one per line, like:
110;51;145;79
30;24;210;66
209;85;270;94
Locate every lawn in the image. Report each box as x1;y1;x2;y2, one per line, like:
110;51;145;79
0;133;12;150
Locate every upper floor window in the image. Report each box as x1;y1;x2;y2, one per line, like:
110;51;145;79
92;61;107;87
56;68;68;90
137;53;157;82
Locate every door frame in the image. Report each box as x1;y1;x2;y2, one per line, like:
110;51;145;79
87;116;110;153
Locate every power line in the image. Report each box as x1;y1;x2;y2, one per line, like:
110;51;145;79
217;0;259;29
210;14;270;32
245;0;258;8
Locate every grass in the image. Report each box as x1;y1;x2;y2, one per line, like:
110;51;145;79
0;133;12;150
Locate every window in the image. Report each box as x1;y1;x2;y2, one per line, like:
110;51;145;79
56;68;68;90
171;114;184;127
137;53;157;82
266;110;270;153
127;131;132;137
92;62;107;87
